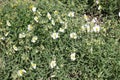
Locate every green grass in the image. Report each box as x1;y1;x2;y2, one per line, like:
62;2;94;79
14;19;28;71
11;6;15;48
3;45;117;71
0;0;120;80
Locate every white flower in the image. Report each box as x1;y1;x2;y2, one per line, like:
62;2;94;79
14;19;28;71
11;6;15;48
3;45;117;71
51;19;55;26
70;32;77;39
13;45;18;51
93;24;100;32
17;69;26;77
84;14;89;21
31;62;36;69
19;33;26;38
96;0;99;4
68;11;75;17
32;6;36;12
31;36;38;43
27;24;33;31
118;12;120;17
98;5;102;10
50;60;56;68
34;16;39;22
58;28;65;33
47;12;52;20
6;20;11;26
70;53;76;61
1;37;5;40
51;32;59;39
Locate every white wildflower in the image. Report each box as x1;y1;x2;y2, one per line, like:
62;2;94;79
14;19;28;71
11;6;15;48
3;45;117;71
31;62;36;69
31;36;38;43
93;24;100;32
96;0;99;4
6;20;11;26
70;32;77;39
1;37;5;40
19;33;26;38
17;69;26;77
47;12;52;20
34;16;39;22
68;11;75;17
32;6;36;12
50;60;56;68
58;28;65;33
51;32;59;39
98;5;102;10
70;53;76;61
27;24;33;31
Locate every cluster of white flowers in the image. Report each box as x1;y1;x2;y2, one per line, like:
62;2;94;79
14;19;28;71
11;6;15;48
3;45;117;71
82;15;101;33
17;61;36;77
82;23;101;33
50;11;78;40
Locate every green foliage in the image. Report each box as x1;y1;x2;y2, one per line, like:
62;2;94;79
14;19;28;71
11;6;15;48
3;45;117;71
0;0;120;80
